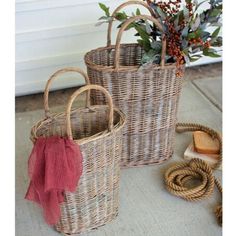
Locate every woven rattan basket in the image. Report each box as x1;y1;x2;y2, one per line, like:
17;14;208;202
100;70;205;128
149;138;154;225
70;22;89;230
85;6;184;167
30;68;126;235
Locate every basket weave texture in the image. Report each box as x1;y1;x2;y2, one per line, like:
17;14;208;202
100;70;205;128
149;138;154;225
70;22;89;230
85;7;184;167
30;68;126;235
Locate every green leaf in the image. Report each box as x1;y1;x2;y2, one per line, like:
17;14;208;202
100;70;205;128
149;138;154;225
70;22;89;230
136;8;141;16
212;27;221;38
145;21;152;34
201;31;211;41
95;21;107;26
191;15;201;31
210;36;222;47
155;6;167;20
115;12;128;21
192;47;201;53
215;4;223;10
210;8;221;17
200;12;206;22
137;39;147;50
187;32;196;40
211;21;222;27
181;39;188;48
189;55;202;62
203;48;221;57
141;49;160;64
174;13;179;27
183;6;190;18
178;10;184;25
211;36;222;47
137;38;151;52
187;28;202;40
117;22;135;31
182;26;189;37
151;41;162;52
98;3;110;17
98;16;108;20
134;24;150;41
182;48;189;55
184;55;190;66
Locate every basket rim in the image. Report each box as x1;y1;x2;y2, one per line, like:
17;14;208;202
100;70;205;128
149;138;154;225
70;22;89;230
84;43;179;72
30;105;126;145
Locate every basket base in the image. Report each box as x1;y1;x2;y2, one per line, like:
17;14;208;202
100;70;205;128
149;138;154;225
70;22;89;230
120;150;174;168
54;211;119;235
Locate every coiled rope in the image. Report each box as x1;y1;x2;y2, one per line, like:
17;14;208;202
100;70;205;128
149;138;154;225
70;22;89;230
164;123;222;226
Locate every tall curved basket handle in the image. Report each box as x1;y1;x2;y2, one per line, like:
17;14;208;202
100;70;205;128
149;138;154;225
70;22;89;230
66;84;114;139
44;67;90;118
107;0;156;46
114;15;166;69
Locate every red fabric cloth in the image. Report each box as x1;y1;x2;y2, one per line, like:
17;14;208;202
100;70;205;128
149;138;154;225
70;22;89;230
25;136;83;225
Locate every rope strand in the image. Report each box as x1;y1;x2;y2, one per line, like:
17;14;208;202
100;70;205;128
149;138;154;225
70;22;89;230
164;123;222;226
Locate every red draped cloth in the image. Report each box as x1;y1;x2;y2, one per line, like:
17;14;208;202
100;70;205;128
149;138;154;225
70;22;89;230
25;136;83;225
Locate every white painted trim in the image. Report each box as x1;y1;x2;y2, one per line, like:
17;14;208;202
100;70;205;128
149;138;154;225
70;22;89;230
16;77;86;96
16;22;107;43
16;0;118;13
16;51;85;71
16;46;221;72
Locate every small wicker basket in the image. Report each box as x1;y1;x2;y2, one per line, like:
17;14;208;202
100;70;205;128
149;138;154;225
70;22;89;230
85;9;184;167
30;68;126;235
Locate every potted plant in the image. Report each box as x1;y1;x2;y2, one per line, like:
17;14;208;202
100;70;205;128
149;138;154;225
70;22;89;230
97;0;222;77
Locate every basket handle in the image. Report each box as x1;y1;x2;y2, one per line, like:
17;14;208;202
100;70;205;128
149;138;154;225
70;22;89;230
107;0;156;47
44;67;90;118
66;84;114;139
114;14;166;69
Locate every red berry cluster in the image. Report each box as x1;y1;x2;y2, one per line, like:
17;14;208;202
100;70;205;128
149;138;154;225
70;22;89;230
204;41;211;48
186;0;194;17
155;1;186;77
146;1;201;77
157;0;182;16
165;18;185;71
188;38;211;48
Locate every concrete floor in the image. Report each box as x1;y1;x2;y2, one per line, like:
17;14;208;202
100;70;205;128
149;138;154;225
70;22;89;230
15;64;222;236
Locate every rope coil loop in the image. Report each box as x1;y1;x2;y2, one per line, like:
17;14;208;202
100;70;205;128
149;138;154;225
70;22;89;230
164;123;222;226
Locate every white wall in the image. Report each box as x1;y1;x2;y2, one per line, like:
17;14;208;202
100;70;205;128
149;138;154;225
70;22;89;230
15;0;221;96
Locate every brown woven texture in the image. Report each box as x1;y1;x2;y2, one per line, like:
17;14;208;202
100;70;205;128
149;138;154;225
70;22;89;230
164;123;222;226
85;8;184;167
30;68;126;235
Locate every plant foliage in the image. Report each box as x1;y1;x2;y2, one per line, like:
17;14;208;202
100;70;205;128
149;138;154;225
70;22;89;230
98;0;222;77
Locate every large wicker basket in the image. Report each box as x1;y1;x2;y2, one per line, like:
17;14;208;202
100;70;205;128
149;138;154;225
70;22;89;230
84;10;184;167
30;68;126;235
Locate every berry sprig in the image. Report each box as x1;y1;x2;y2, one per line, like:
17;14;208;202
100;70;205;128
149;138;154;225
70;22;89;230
156;0;182;15
98;0;222;76
186;0;194;17
151;1;188;77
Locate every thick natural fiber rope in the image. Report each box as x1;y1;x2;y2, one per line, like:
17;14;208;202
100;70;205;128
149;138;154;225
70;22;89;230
164;122;222;226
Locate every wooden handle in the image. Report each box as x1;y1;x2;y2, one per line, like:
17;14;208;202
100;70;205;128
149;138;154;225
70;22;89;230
114;15;166;69
44;67;90;118
66;85;114;139
107;0;155;47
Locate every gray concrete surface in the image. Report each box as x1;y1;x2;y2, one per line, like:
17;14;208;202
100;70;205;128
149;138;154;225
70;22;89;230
15;79;222;236
193;77;222;111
